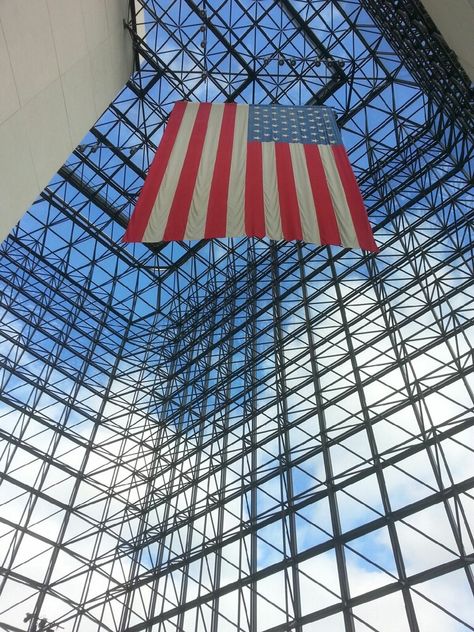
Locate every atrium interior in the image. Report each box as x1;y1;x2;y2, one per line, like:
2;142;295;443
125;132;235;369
0;1;473;631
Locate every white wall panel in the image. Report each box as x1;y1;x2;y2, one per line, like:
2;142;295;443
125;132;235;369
0;0;133;243
23;79;73;187
1;1;59;108
0;114;39;226
61;57;98;144
48;0;89;75
421;0;474;81
0;24;20;126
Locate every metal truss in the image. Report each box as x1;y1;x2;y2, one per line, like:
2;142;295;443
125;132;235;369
0;1;473;631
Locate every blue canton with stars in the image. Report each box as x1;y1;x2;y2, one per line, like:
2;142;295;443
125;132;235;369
248;105;342;145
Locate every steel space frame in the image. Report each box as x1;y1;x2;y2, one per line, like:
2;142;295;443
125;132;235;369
0;1;473;632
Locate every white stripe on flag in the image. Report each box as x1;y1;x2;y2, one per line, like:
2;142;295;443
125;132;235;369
262;142;283;241
226;104;248;237
184;104;225;240
143;103;199;241
318;144;359;248
289;143;321;245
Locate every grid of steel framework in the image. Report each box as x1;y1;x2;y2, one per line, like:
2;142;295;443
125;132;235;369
0;1;473;631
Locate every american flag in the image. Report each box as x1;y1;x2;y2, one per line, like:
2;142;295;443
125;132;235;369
124;101;377;251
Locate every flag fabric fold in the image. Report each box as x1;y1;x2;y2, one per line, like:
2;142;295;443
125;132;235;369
124;101;377;252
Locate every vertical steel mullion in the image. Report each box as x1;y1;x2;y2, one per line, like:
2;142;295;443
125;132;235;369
298;247;355;632
210;289;235;632
270;244;302;631
0;409;60;598
328;252;420;632
174;309;210;632
28;274;136;632
404;252;474;556
137;314;191;632
176;415;204;628
369;255;474;597
104;333;169;631
88;420;145;629
248;241;259;632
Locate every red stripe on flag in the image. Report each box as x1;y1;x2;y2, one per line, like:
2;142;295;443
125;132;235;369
331;145;378;252
275;143;303;241
245;141;265;238
123;101;187;242
163;103;213;241
204;104;237;238
304;144;341;246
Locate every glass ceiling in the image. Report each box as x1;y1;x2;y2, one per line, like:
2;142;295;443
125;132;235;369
0;1;473;631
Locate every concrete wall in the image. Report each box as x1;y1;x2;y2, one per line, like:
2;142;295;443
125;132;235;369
421;0;474;81
0;0;133;242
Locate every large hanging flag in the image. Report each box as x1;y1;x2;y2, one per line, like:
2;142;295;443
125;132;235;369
124;102;377;251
